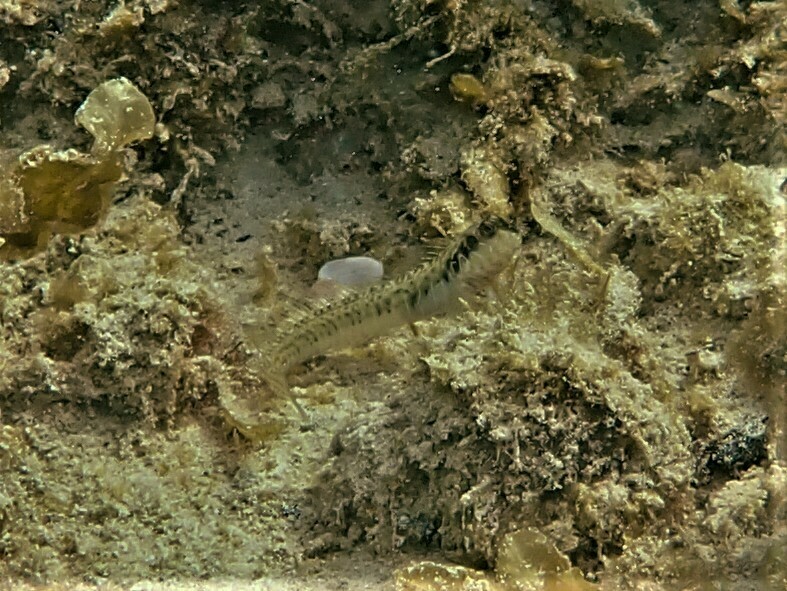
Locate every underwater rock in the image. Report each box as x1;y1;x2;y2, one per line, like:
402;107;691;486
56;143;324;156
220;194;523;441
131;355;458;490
460;145;513;220
410;188;471;237
571;0;661;37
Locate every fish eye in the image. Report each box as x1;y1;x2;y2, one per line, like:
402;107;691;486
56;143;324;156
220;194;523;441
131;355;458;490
478;220;497;237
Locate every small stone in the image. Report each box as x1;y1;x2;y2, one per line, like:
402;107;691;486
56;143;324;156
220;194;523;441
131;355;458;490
317;256;383;287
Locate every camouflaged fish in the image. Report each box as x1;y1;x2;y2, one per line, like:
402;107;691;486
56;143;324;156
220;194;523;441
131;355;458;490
259;216;521;412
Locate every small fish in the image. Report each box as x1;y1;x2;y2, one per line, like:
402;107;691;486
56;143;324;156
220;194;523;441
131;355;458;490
259;217;521;412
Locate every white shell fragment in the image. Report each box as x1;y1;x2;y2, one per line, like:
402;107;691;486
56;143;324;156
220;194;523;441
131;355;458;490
317;256;384;287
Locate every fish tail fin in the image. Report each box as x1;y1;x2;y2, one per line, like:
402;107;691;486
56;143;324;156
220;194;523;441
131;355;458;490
263;369;307;420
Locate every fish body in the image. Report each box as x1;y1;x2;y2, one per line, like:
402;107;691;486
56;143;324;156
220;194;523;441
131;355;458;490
267;217;521;371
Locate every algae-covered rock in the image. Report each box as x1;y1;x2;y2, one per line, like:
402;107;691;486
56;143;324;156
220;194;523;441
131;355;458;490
0;0;46;25
0;58;9;89
460;145;513;220
306;155;783;585
1;196;220;419
571;0;661;37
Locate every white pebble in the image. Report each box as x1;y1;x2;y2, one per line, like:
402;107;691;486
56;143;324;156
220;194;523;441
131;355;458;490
317;256;384;287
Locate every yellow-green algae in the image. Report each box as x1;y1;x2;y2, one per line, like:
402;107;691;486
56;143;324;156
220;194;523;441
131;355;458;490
396;527;597;590
0;77;154;258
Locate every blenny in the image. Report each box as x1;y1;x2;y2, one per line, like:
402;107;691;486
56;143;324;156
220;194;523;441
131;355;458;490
259;217;521;411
